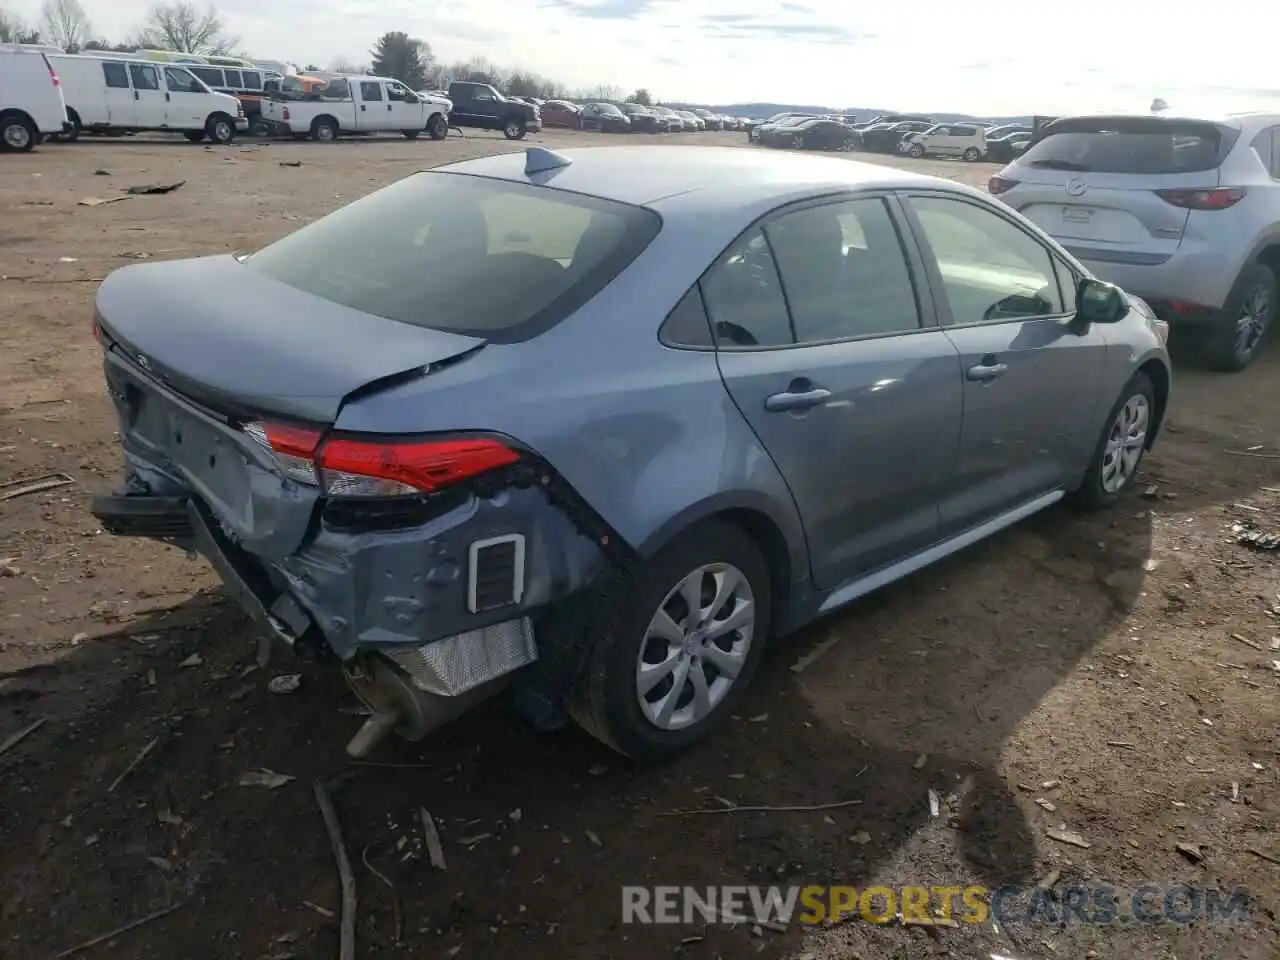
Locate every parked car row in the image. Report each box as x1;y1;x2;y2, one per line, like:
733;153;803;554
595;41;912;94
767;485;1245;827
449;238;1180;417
537;99;748;133
746;110;1035;162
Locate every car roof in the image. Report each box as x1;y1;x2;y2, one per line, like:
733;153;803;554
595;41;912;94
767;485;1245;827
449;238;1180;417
1046;111;1280;131
436;145;951;209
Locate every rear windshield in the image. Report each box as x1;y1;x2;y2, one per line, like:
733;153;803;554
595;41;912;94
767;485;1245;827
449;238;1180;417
1019;117;1236;174
244;172;660;342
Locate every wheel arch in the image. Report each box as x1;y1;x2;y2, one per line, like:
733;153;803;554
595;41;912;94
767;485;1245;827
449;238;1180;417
1136;357;1170;449
0;107;36;129
310;113;339;131
635;492;807;636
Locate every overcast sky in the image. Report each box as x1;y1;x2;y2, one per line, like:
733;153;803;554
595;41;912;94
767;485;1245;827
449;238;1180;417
9;0;1280;114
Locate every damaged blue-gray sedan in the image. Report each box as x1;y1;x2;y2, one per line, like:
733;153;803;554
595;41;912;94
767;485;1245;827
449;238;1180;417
91;145;1171;760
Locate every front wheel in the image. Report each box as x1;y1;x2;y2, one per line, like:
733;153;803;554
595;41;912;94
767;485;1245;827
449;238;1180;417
963;146;981;161
570;520;771;760
427;114;448;140
503;117;527;140
909;142;925;158
1073;371;1155;508
205;114;235;144
1205;261;1275;372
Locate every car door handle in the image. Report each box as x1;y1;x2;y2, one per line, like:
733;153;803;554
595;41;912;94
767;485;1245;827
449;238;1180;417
765;386;832;412
360;104;366;111
133;90;139;100
966;362;1008;381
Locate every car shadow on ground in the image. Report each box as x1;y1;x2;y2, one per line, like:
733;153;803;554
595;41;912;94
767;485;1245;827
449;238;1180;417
1;364;1276;958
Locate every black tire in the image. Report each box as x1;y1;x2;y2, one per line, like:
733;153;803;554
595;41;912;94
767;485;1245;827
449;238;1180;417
62;111;81;142
183;131;205;143
1073;371;1156;509
1204;261;1275;372
311;117;338;142
963;147;981;161
249;117;271;138
502;116;527;140
569;520;772;760
427;114;448;140
0;112;37;153
205;114;235;144
401;129;420;139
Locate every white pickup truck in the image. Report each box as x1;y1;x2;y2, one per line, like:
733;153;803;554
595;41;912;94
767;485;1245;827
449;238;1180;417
262;74;450;142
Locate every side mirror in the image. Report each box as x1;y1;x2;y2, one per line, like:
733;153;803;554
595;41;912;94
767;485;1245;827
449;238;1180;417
1075;277;1127;324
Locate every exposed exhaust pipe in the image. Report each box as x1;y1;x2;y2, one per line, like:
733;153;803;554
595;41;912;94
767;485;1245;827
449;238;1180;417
341;654;509;758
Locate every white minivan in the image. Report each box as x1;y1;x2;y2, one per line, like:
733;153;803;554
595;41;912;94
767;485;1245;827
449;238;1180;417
49;53;247;143
0;44;71;152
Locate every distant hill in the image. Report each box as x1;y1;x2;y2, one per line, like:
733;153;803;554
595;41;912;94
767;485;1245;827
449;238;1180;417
664;101;1034;125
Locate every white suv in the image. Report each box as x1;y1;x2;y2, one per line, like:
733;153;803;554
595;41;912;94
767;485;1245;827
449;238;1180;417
990;112;1280;370
900;123;987;161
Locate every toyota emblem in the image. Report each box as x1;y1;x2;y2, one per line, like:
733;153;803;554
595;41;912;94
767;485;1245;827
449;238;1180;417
1065;177;1088;197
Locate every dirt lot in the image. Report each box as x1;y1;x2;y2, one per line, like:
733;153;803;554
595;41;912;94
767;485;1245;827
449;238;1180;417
0;128;1277;960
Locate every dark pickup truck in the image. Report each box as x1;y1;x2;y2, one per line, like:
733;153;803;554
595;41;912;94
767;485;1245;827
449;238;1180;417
446;81;542;140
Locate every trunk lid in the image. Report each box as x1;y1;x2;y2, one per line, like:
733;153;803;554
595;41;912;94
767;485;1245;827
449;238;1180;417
1004;116;1234;266
96;256;485;557
95;255;485;424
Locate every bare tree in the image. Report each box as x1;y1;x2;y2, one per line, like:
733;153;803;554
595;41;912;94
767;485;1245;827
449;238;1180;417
133;2;236;54
583;83;623;101
40;0;90;51
0;9;40;43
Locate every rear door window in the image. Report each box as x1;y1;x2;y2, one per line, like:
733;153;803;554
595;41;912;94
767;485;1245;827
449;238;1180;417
129;64;159;91
223;68;242;88
701;228;794;348
1019;117;1234;174
189;66;223;88
360;81;382;101
244;172;660;342
102;62;129;88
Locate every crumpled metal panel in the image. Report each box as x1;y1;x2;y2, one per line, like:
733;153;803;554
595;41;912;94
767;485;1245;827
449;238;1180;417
385;617;537;696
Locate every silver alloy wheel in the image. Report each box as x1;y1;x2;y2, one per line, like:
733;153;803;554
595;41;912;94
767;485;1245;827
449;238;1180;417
1235;283;1272;358
316;124;336;142
635;562;755;731
214;120;232;142
3;122;31;150
504;120;522;138
1100;394;1150;493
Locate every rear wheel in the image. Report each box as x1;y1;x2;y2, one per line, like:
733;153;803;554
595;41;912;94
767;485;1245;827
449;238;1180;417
0;113;37;153
61;110;81;141
427;114;448;140
963;146;981;161
249;117;271;138
570;521;771;760
311;118;338;142
1205;261;1275;372
503;117;527;140
1073;371;1155;508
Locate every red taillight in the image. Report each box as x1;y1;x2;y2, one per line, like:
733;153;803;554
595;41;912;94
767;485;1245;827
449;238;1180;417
281;107;290;121
318;436;519;497
247;422;519;497
1155;187;1244;210
988;175;1018;195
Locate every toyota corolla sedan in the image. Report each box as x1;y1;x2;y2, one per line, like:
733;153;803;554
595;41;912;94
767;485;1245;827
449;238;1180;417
90;146;1170;762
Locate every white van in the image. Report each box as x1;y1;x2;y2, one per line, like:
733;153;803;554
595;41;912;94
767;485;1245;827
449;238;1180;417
0;45;71;152
49;53;247;143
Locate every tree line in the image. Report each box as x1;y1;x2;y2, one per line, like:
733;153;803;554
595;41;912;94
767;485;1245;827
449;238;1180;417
1;3;651;103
